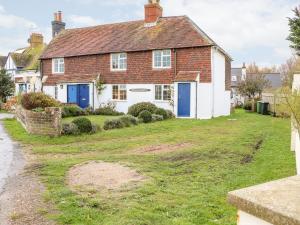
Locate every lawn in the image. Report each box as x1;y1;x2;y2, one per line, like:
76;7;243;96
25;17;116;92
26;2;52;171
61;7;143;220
4;110;296;225
63;115;121;127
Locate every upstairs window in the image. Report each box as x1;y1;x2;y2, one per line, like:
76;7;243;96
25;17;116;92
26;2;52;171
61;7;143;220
153;50;171;69
52;58;64;74
155;85;171;101
112;85;127;100
111;53;127;71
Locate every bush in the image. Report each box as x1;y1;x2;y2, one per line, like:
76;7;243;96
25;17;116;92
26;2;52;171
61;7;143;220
165;110;175;119
154;108;168;120
128;102;157;117
138;110;152;123
21;92;60;110
103;119;124;130
91;124;102;134
152;114;164;122
62;105;85;118
119;115;139;127
243;101;252;111
2;96;18;111
72;117;93;133
61;123;80;135
94;102;124;116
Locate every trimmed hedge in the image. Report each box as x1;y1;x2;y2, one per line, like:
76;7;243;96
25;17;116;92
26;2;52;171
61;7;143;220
152;114;164;122
103;119;124;130
128;102;157;117
61;123;80;135
21;92;60;110
72;118;93;133
138;110;152;123
62;105;85;118
154;108;168;120
119;115;139;127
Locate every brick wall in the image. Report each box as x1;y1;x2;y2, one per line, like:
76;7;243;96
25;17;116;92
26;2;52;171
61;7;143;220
42;46;212;85
16;106;62;136
225;56;232;91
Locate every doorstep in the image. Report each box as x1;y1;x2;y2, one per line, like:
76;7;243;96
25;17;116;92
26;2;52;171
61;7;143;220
228;176;300;225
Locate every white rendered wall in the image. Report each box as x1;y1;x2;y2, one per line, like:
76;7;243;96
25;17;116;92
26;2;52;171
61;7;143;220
4;55;16;78
211;48;231;117
292;74;300;175
95;84;173;113
197;83;213;119
43;86;55;98
238;211;273;225
174;82;197;119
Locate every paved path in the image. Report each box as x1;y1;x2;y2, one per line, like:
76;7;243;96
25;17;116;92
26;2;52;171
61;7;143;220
0;114;24;194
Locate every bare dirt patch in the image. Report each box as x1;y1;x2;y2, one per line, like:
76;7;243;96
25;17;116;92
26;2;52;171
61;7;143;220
133;143;193;154
67;161;146;192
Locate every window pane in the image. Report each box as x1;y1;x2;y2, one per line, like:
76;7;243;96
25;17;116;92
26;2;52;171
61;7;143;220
155;85;162;100
154;51;162;68
162;55;171;67
163;85;171;100
112;85;119;99
120;90;127;100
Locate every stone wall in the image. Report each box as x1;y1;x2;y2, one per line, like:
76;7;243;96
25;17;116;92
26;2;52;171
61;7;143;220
16;106;62;136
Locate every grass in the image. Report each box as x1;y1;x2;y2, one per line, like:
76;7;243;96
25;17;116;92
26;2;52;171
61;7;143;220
3;110;296;225
63;115;120;127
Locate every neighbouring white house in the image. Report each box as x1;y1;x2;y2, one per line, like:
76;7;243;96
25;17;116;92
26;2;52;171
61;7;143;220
40;1;232;119
4;33;46;95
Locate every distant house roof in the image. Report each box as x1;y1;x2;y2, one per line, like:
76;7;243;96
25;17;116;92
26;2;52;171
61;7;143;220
10;44;46;70
0;56;7;68
231;66;282;89
41;16;231;59
248;73;283;89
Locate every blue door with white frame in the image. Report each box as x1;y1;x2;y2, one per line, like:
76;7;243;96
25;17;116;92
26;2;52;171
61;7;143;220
67;85;78;104
67;84;90;108
78;84;89;108
178;83;191;117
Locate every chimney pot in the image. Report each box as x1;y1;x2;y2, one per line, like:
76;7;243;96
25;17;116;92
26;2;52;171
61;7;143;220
57;11;62;22
52;11;66;38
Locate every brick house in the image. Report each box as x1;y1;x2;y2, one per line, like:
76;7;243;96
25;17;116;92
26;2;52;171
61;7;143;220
40;1;232;119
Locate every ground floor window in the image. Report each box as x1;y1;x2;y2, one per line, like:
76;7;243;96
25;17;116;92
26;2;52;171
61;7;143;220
112;85;127;100
155;85;171;101
18;84;27;94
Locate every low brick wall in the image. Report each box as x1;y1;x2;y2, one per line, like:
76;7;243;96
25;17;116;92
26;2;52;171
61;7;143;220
16;106;62;136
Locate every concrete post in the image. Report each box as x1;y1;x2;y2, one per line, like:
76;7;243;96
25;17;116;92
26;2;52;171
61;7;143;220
292;74;300;175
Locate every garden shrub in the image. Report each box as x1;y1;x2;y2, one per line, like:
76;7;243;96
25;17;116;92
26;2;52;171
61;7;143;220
103;119;124;130
165;110;175;119
62;105;85;118
154;108;168;120
21;92;60;110
119;115;139;127
91;124;102;134
138;110;152;123
2;96;18;111
152;114;164;122
94;102;124;116
128;102;157;117
61;123;80;135
72;117;93;133
243;101;252;111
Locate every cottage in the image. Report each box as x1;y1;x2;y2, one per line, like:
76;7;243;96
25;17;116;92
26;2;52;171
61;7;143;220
0;56;7;70
5;33;46;94
40;1;232;119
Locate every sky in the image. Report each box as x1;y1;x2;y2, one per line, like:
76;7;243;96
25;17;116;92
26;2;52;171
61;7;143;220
0;0;298;67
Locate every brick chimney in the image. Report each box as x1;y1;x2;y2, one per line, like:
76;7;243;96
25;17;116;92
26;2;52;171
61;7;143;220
28;33;44;48
145;0;163;24
52;11;66;38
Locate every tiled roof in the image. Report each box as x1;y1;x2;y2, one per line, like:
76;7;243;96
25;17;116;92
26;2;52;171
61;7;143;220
43;74;99;86
174;71;200;82
0;56;7;68
41;16;217;59
248;73;282;89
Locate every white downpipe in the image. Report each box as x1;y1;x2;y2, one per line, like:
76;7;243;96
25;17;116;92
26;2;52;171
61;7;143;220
211;47;215;117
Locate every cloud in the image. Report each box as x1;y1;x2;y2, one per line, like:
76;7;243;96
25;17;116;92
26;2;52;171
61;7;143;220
162;0;298;65
68;15;101;27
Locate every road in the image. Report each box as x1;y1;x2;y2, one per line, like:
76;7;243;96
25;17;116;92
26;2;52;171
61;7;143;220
0;114;24;194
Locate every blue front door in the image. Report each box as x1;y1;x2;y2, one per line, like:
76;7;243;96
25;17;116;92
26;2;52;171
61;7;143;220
67;85;78;104
78;84;89;108
67;84;89;108
178;83;191;117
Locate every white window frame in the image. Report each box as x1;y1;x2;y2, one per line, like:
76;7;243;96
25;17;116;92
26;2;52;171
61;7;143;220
153;50;171;69
52;58;64;74
112;84;127;101
111;53;127;71
154;84;171;101
232;75;237;82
